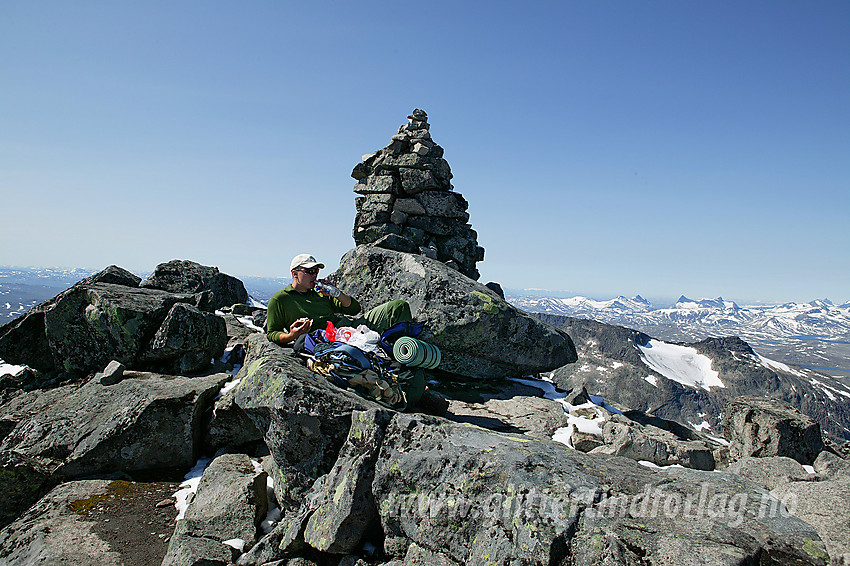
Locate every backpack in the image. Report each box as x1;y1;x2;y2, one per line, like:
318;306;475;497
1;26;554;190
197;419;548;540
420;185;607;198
314;343;372;387
379;321;426;358
296;329;408;410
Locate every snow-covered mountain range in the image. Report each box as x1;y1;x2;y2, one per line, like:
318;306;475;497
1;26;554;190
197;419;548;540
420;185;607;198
509;294;850;378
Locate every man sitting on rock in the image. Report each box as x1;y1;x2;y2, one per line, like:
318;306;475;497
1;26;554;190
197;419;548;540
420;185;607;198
266;253;413;345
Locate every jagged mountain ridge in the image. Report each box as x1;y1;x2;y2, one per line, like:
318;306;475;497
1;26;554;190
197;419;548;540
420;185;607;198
512;293;850;377
533;313;850;444
511;293;850;338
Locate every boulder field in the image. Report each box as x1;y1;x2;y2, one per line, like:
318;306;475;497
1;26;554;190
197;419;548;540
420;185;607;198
0;256;846;565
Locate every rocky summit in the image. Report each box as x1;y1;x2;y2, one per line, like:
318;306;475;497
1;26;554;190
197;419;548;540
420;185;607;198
351;109;484;281
1;111;848;564
1;258;846;565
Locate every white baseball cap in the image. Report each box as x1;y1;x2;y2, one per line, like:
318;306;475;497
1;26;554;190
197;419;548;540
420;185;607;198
290;254;325;271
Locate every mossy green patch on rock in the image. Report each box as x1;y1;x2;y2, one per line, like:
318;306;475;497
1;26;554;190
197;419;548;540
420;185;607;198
113;307;145;340
333;473;349;504
350;411;373;441
801;538;829;561
68;492;110;514
245;356;290;400
106;480;135;496
246;357;266;380
67;481;138;515
588;532;606;551
471;290;502;315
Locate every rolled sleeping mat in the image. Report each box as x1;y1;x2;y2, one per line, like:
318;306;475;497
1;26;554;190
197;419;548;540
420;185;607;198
392;336;441;369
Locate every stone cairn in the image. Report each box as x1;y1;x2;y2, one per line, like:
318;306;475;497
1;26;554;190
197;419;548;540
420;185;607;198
351;109;484;280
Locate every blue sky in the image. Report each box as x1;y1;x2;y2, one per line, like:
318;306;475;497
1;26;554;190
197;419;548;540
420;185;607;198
1;1;848;304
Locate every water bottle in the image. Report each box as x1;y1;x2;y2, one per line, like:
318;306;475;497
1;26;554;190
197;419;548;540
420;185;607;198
315;281;340;298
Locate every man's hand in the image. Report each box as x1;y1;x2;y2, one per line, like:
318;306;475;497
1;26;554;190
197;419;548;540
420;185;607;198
279;317;312;344
290;317;312;335
315;279;341;298
317;279;352;308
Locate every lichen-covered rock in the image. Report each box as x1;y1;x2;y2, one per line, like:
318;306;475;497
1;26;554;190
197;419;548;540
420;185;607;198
160;519;235;566
47;283;203;376
140;302;227;374
222;311;262;352
245;409;390;563
234;508;307;565
233;523;285;564
771;473;850;564
0;480;126;565
204;386;264;455
0;265;141;376
302;409;390;553
395;542;462;565
0;478;177;565
332;245;577;380
723;395;825;465
813;450;850;479
0;450;50;529
79;264;142;288
372;233;420;254
447;395;570;439
0;269;237;380
0;308;55;374
727;456;813;490
0;281;205;377
571;429;604;452
0;372;228;526
140;259;248;311
162;453;268;565
232;334;381;507
251;309;267;331
373;413;828;565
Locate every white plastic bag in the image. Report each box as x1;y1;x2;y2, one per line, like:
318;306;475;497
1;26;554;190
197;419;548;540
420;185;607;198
346;324;383;356
335;326;357;343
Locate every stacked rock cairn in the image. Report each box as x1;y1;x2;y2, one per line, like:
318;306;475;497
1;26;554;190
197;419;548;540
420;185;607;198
351;109;484;281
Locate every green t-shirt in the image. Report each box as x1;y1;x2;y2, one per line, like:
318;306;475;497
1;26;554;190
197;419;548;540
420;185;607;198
266;285;361;343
